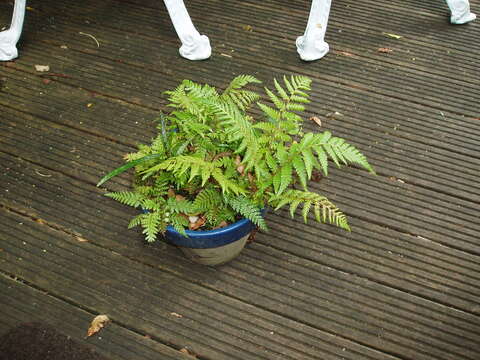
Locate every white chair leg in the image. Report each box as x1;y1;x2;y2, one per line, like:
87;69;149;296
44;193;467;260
0;0;26;61
163;0;211;60
445;0;476;24
296;0;332;61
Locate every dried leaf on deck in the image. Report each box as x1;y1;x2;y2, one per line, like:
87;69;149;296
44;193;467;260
180;348;197;358
378;47;393;53
76;236;89;243
86;315;110;337
309;116;322;127
34;65;50;72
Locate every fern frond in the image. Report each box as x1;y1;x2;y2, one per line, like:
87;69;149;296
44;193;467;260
274;78;289;101
223;75;261;95
257;102;282;122
204;206;236;228
213;101;259;168
167;197;196;215
264;150;278;172
272;189;350;231
105;192;143;207
292;156;308;189
313;146;329;175
282;112;303;124
222;75;261;110
128;214;145;229
225;196;267;230
290;75;312;91
314;132;375;174
283;76;294;95
124;151;148;162
301;149;316;179
170;213;189;236
212;168;246;195
226;90;260;110
285;103;306;112
265;87;285;111
193;188;223;212
253;121;277;132
278;163;293;195
141;211;163;242
141;198;163;211
327;137;375;174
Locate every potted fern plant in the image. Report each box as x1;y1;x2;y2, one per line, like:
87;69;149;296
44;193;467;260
97;75;374;265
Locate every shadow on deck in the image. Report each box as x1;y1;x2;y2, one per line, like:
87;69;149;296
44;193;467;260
1;0;479;359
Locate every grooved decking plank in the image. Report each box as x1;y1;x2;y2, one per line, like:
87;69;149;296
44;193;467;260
2;84;480;253
1;0;480;359
17;0;480;117
3;51;480;205
0;277;190;360
0;208;401;360
1;151;480;359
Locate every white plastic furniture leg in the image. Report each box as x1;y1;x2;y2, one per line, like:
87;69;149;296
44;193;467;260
445;0;477;24
0;0;26;61
163;0;211;60
296;0;332;61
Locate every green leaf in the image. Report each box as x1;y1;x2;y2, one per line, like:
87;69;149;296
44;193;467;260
265;151;278;171
301;149;316;179
257;102;281;121
288;199;302;217
283;76;294;95
272;171;282;193
301;201;312;222
128;214;145;229
278;163;293;195
141;211;162;243
265;87;285;111
274;78;289;101
285;103;305;112
105;192;143;207
97;153;163;187
314;147;329;175
292;156;307;189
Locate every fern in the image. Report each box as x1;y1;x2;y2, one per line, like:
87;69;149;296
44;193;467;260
312;132;375;175
222;75;261;110
105;192;143;207
225;195;267;230
170;213;189;236
99;74;374;243
193;188;223;212
141;211;164;242
271;189;350;231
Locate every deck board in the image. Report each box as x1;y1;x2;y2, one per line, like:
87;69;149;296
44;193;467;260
1;0;479;359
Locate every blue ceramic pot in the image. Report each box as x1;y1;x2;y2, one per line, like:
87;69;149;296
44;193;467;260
165;215;262;266
165;217;255;248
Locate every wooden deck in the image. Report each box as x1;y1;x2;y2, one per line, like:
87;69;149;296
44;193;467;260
1;0;479;358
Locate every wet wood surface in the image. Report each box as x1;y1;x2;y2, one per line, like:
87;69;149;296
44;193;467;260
1;0;479;359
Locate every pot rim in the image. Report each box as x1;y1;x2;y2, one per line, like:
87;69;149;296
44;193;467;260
167;216;251;238
165;217;255;248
